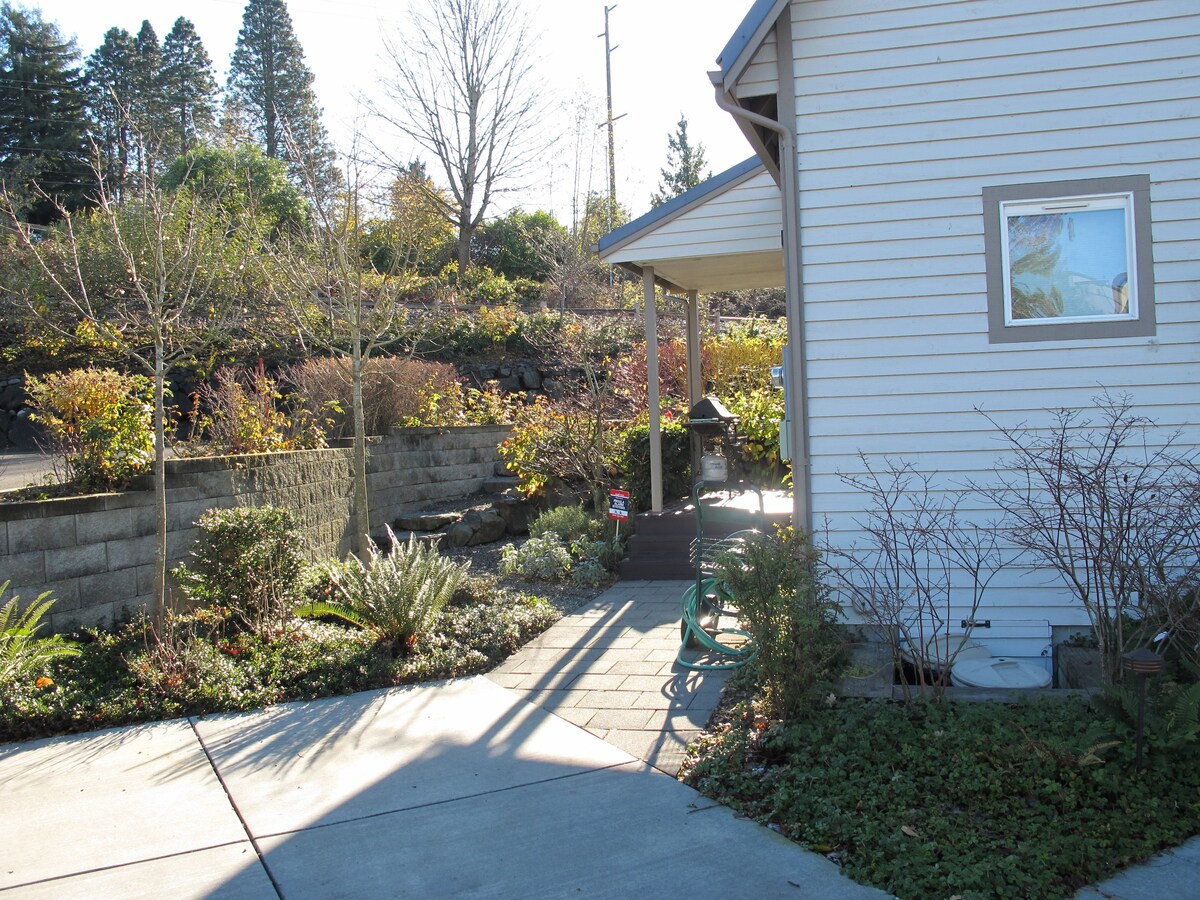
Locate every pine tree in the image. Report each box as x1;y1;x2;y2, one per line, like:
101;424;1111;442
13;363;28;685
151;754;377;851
0;3;91;224
650;115;709;208
226;0;336;192
130;20;166;176
85;27;138;198
160;17;217;159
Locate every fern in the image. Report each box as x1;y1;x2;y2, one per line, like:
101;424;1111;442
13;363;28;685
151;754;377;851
297;528;469;653
0;582;80;686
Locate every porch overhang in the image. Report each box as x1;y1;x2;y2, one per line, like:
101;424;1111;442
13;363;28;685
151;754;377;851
595;157;783;294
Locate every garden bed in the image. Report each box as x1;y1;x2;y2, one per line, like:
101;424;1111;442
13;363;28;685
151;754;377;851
681;675;1200;899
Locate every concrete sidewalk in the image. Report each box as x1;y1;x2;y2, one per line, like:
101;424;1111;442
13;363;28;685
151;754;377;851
0;677;886;899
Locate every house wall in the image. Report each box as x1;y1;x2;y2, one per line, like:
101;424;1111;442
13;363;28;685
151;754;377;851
779;0;1200;649
736;26;778;98
0;426;509;633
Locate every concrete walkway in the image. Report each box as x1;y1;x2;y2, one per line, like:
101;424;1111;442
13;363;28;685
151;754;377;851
0;580;1196;898
487;579;729;776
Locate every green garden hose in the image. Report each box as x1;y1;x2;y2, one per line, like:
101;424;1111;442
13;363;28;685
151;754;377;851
676;577;757;671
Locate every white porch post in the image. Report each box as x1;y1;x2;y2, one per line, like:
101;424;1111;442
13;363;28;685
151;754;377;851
643;266;663;512
685;289;702;406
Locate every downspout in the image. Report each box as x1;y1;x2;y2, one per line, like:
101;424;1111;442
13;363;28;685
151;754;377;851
710;67;812;534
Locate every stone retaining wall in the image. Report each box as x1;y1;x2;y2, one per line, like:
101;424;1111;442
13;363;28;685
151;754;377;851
0;425;510;633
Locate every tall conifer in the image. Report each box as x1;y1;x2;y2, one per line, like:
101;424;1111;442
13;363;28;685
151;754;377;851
0;3;91;224
85;26;137;198
226;0;336;192
160;17;217;158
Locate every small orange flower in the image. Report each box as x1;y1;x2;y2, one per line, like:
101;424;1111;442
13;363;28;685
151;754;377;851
35;676;55;690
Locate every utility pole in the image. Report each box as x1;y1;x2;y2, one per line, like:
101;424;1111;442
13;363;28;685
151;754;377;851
601;5;619;233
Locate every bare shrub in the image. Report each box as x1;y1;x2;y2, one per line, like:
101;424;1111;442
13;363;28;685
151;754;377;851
283;357;461;437
822;455;1005;698
978;394;1200;683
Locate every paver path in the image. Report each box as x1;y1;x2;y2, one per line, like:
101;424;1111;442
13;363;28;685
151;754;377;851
486;579;732;775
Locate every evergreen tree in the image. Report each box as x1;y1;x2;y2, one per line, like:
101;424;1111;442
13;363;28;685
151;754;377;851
160;17;217;158
130;20;166;176
85;26;138;198
0;3;91;225
226;0;336;192
650;115;709;208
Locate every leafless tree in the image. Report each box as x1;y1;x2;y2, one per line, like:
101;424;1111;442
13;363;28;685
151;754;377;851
1;144;245;627
269;134;412;556
375;0;543;271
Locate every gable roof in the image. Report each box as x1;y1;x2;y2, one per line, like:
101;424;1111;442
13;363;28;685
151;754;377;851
596;156;764;257
715;0;787;85
596;158;783;293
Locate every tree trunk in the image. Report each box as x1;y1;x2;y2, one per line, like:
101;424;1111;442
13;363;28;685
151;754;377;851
152;336;168;630
351;342;370;557
457;219;474;272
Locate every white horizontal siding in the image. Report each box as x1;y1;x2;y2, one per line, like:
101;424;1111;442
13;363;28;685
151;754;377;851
785;0;1200;635
735;27;778;99
604;169;782;263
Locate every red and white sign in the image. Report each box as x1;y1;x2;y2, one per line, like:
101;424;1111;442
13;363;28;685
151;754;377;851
608;489;631;521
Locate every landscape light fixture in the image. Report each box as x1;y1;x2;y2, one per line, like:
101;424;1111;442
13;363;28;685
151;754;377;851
1121;648;1166;769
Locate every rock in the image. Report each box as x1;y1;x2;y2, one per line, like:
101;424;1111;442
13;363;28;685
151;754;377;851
482;476;521;493
444;521;475;547
387;530;443;549
464;510;507;545
8;408;41;450
393;511;460;531
497;375;521;392
493;496;532;535
493;460;515;477
517;365;542;390
542;378;564;398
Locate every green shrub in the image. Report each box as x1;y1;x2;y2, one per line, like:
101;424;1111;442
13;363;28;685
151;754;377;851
26;367;154;491
499;534;574;582
713;528;843;719
704;318;785;396
298;528;470;654
174;506;308;634
0;583;78;688
614;419;691;512
723;386;786;480
528;505;598;545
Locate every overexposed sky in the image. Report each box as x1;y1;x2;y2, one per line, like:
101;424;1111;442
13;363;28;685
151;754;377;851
39;0;755;225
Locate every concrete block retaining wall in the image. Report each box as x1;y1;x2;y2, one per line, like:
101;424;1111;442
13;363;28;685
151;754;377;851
0;425;509;633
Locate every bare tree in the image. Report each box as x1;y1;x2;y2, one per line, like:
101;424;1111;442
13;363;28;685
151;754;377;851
375;0;543;271
1;145;246;627
269;135;412;556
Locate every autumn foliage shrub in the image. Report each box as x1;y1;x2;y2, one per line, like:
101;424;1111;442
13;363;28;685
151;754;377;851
26;367;154;491
704;318;785;396
188;364;325;454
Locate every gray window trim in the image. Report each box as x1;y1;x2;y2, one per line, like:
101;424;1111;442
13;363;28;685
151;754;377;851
982;175;1156;343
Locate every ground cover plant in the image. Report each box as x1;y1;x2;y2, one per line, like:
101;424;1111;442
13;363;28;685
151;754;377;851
683;692;1200;899
0;572;557;744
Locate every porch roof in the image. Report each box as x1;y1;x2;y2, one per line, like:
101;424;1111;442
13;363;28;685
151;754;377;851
595;157;784;294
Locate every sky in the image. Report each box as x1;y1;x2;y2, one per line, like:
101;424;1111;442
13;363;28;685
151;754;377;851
39;0;755;226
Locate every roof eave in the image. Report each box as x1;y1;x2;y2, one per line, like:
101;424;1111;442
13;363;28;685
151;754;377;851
715;0;788;90
595;156;765;259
